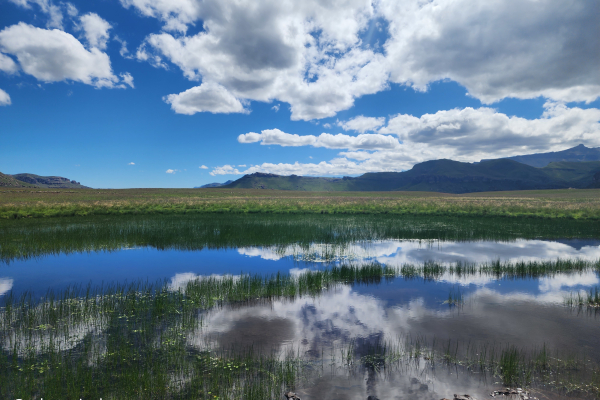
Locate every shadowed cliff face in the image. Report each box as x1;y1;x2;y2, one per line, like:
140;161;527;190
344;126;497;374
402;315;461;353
506;144;600;168
9;173;89;188
0;172;33;188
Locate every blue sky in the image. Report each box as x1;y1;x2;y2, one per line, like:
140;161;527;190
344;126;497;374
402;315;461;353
0;0;598;188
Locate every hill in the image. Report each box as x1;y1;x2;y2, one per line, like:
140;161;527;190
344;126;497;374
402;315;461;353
196;180;234;188
9;173;89;189
222;159;600;194
222;173;355;191
484;144;600;167
542;161;600;188
0;172;37;188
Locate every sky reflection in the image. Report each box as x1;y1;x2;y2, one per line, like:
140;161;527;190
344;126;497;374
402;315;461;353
239;239;600;266
189;279;600;362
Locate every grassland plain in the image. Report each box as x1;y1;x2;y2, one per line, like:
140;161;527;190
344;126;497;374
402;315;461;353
2;263;600;399
1;188;600;220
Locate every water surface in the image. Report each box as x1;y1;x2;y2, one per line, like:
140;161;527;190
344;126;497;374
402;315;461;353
1;214;599;398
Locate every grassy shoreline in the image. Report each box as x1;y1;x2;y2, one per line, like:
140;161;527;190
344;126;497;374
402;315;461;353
2;188;600;220
2;213;599;264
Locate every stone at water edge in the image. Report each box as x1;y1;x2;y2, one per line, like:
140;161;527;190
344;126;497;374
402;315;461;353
490;388;538;400
284;391;301;400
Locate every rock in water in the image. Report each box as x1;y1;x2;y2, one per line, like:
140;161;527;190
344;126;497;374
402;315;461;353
284;391;301;400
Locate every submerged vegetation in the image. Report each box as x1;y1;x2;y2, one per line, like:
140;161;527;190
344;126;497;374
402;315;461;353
403;258;600;281
2;264;600;398
444;287;463;306
1;209;599;398
565;287;600;308
351;337;600;396
1;187;600;220
1;213;600;264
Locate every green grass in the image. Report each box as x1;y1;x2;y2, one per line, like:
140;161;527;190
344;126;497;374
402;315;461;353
2;213;600;264
399;259;600;281
1;187;600;220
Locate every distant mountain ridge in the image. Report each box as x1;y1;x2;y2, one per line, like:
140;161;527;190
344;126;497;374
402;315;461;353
196;180;234;188
484;144;600;167
0;173;89;189
0;172;37;188
222;159;600;194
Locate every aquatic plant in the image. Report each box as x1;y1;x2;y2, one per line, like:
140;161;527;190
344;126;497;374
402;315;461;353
564;287;600;308
2;213;599;264
2;267;600;398
444;287;463;306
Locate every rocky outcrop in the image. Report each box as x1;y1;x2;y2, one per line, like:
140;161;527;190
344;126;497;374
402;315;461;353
0;172;33;187
10;173;89;188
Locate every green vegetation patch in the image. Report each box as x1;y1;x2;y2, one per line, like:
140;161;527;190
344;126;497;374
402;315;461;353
2;214;600;264
1;187;600;220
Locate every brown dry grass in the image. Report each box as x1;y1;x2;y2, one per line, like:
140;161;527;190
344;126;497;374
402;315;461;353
1;188;599;219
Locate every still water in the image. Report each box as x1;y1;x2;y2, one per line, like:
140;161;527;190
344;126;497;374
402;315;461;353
1;214;599;399
1;238;600;297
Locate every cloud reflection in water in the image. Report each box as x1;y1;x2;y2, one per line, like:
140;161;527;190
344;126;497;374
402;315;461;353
239;239;600;266
0;277;13;296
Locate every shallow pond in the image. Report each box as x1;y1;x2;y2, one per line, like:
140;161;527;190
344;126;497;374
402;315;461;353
1;214;599;399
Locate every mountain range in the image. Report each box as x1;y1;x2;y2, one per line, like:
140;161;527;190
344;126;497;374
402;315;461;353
220;145;600;194
3;144;600;193
195;180;234;188
484;144;600;167
0;173;89;189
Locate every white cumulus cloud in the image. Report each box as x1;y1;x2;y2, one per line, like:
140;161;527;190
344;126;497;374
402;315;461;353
114;36;132;59
0;89;11;106
199;165;208;169
210;165;242;176
166;169;176;174
77;13;111;50
338;115;386;133
133;0;387;120
211;159;372;176
0;53;18;74
127;0;598;119
238;128;400;150
128;162;135;165
380;102;600;161
164;82;248;115
0;23;122;88
380;0;600;104
9;0;64;29
216;103;600;176
119;0;201;33
120;72;134;88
